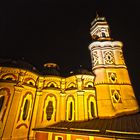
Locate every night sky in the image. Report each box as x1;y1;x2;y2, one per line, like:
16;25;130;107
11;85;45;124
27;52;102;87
0;0;140;103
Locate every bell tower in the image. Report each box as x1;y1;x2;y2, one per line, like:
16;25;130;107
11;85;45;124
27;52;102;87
90;14;111;41
89;15;139;118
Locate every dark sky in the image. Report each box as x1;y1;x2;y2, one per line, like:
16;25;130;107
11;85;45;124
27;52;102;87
0;0;140;103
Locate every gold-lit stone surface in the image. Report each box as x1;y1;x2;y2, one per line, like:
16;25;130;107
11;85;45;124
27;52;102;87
0;15;139;140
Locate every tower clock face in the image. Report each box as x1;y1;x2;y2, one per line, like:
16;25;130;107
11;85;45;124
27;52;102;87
104;51;114;64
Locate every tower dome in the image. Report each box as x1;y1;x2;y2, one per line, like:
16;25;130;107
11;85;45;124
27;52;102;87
0;58;37;72
69;68;93;76
42;63;60;76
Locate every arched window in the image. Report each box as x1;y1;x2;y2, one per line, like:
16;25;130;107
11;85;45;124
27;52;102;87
22;99;30;120
24;78;35;86
88;85;93;88
69;102;73;121
2;74;17;81
50;84;55;88
5;77;13;81
46;101;53;121
67;82;76;89
55;136;63;140
29;81;34;86
0;95;5;112
102;32;106;37
66;96;75;121
90;101;95;118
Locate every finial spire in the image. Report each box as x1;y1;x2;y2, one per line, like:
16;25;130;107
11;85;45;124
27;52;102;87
90;14;111;40
96;11;99;18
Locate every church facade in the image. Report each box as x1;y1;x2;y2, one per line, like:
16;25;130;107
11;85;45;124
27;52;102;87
0;15;139;140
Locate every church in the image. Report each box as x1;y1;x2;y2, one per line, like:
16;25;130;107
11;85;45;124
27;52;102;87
0;15;140;140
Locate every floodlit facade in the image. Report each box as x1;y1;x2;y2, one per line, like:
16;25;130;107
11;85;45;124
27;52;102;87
89;15;138;118
0;15;139;140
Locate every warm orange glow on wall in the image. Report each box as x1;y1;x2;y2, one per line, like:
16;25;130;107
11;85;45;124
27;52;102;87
0;15;139;140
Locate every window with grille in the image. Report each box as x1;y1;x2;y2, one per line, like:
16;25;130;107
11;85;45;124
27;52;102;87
46;101;53;121
0;95;5;112
22;99;30;120
55;136;63;140
69;102;73;121
90;101;95;118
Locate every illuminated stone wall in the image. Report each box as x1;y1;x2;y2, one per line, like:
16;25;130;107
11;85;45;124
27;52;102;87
89;16;139;118
0;67;38;140
0;66;96;140
35;132;115;140
0;15;139;140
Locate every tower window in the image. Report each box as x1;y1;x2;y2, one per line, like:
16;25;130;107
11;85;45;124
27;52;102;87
102;32;106;37
111;73;116;82
69;102;73;121
90;101;95;118
5;77;13;81
109;73;117;83
0;95;5;112
114;93;120;101
111;75;115;81
22;99;30;120
112;90;122;103
46;101;53;121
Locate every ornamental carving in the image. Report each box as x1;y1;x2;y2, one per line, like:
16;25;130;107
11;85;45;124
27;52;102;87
92;51;98;66
104;51;114;64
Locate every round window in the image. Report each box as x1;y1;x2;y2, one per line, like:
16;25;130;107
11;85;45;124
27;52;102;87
114;93;120;101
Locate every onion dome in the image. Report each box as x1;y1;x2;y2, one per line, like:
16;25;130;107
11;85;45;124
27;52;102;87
69;65;93;76
42;63;60;76
0;58;37;72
